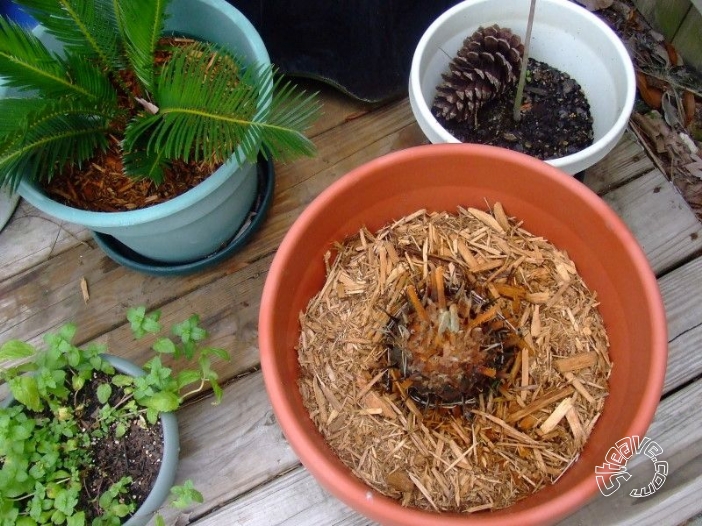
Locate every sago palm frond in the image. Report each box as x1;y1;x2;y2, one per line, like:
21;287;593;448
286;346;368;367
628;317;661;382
123;41;319;173
0;97;48;137
0;99;119;190
62;53;120;104
257;77;320;162
117;0;168;91
15;0;122;72
122;143;169;183
0;17;88;98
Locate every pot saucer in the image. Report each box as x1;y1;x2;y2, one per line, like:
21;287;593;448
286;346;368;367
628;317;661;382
93;154;274;276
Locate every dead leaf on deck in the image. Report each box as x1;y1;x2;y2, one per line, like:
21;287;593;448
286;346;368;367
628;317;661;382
661;90;682;128
80;277;89;304
574;0;613;10
636;72;662;110
682;91;696;128
651;43;671;68
664;42;681;67
686;156;702;180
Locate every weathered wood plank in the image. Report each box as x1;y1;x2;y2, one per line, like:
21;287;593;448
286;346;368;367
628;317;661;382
193;467;368;526
672;4;702;73
582;130;653;194
601;168;702;275
0;200;91;281
154;371;301;526
659;256;702;392
665;324;702;393
631;0;691;40
660;255;702;342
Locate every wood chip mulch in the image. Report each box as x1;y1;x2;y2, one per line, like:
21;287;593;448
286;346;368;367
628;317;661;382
297;203;611;512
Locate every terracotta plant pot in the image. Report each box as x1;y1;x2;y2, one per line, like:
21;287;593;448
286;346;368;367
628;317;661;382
259;144;667;525
408;0;636;175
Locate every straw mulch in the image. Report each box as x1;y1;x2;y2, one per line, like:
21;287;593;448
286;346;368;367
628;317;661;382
297;203;611;512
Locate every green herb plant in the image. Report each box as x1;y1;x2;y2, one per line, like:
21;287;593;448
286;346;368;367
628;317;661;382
0;0;320;190
0;307;230;526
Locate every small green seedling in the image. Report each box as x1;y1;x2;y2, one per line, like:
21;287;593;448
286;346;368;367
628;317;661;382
0;307;230;525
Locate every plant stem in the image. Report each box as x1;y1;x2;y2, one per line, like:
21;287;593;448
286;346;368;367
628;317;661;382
513;0;537;122
181;380;206;401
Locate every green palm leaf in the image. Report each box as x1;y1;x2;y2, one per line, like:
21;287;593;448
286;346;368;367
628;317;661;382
122;144;168;183
0;17;94;98
0;99;118;190
117;0;168;91
123;42;319;174
259;77;320;162
0;98;49;138
15;0;121;72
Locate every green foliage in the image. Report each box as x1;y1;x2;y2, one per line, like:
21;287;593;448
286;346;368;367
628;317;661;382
0;307;230;525
0;0;320;190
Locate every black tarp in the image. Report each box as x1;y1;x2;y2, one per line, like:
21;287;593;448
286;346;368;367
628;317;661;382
227;1;461;102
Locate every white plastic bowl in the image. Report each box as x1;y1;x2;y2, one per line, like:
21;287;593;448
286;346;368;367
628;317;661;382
408;0;636;175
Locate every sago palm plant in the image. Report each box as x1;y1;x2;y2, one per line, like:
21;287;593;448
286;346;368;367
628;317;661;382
0;0;320;192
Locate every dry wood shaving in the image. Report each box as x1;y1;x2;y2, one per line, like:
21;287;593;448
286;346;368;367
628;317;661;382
297;203;611;512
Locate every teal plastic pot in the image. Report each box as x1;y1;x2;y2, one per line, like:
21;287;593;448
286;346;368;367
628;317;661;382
14;0;271;264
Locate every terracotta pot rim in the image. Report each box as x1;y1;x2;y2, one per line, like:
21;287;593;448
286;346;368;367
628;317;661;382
260;143;667;525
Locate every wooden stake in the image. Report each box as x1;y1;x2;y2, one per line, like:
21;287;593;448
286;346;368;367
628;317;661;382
513;0;537;122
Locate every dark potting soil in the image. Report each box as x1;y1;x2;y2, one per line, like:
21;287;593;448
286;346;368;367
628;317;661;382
435;58;594;160
76;371;163;522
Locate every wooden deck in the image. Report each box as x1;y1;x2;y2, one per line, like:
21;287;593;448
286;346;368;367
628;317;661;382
2;85;702;525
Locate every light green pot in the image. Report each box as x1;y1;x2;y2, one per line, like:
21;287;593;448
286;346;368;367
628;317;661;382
14;0;271;264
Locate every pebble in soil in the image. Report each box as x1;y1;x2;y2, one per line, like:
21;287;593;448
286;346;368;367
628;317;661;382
434;58;594;160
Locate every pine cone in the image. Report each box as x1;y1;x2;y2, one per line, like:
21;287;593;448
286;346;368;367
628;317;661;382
432;25;524;125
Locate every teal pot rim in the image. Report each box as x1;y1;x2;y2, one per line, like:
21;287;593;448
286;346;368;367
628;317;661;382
102;355;180;526
93;152;275;276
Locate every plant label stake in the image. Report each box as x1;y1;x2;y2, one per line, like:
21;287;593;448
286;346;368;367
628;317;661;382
513;0;537;122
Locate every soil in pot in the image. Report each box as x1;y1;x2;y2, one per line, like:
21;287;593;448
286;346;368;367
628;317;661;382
297;203;611;512
78;371;163;521
23;369;164;522
435;59;595;160
431;25;594;161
